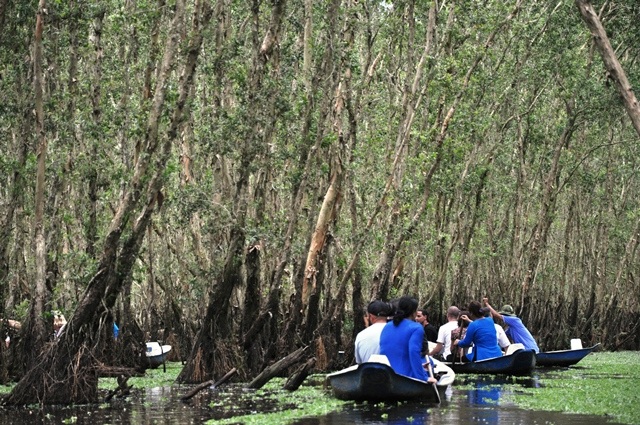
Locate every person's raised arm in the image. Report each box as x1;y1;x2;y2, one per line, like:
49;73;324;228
483;297;502;321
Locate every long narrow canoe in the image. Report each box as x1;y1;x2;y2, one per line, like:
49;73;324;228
445;349;536;375
327;361;443;403
536;343;600;367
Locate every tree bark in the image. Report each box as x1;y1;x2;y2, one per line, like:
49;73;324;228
575;0;640;138
28;0;50;369
247;346;308;390
5;0;192;405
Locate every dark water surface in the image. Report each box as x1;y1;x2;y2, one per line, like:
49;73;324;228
293;374;625;425
0;372;624;424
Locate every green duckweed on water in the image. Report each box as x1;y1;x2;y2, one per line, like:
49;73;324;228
509;351;640;425
99;361;183;391
208;377;347;425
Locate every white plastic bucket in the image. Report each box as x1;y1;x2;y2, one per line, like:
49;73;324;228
570;338;583;350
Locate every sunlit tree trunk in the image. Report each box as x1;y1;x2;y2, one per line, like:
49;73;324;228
575;0;640;138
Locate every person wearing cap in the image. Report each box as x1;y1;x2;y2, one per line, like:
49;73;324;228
483;297;539;353
428;306;460;361
354;300;392;363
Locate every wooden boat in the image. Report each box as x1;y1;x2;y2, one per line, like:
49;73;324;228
445;348;536;375
326;355;451;402
535;343;600;367
145;342;172;368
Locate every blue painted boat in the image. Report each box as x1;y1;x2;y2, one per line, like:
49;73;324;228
535;343;600;367
445;348;536;375
327;360;442;403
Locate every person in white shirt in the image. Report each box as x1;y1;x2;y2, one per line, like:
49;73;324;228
428;306;460;361
354;300;392;363
495;323;511;351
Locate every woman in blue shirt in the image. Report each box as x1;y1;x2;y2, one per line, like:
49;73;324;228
454;301;503;361
380;296;432;381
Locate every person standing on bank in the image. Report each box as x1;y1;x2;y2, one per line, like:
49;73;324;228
354;300;392;363
483;297;540;353
380;296;436;382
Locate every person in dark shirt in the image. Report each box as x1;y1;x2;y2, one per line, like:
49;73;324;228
416;309;438;356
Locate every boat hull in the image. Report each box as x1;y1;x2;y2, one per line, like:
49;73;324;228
535;344;600;367
145;342;172;368
446;349;536;375
327;362;441;403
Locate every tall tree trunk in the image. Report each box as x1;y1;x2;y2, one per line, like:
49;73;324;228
302;165;342;307
86;9;105;258
5;0;195;404
520;100;577;308
178;0;287;384
26;0;50;370
575;0;640;138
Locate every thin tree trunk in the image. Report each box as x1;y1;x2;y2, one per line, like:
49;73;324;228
178;0;286;384
86;9;105;258
520;100;577;306
5;0;191;405
301;167;342;306
29;0;50;367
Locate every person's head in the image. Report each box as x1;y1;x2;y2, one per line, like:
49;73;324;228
415;309;429;325
467;300;489;319
365;300;392;325
499;304;516;316
392;296;419;326
53;312;67;332
446;306;460;321
458;310;471;328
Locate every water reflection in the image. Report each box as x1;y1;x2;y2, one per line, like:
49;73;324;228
0;371;623;425
292;373;621;425
0;385;215;425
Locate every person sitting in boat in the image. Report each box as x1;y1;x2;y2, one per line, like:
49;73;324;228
416;308;438;357
380;296;436;383
53;312;67;339
354;300;392;363
449;310;470;362
428;305;460;361
2;319;21;348
453;301;503;362
495;320;511;353
483;297;540;353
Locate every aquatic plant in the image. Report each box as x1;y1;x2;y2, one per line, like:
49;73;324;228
207;377;347;424
509;351;640;425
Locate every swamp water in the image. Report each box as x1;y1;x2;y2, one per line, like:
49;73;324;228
0;362;630;425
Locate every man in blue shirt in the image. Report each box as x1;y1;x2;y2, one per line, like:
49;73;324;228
484;298;539;353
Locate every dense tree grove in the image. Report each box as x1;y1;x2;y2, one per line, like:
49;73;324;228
0;0;638;403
